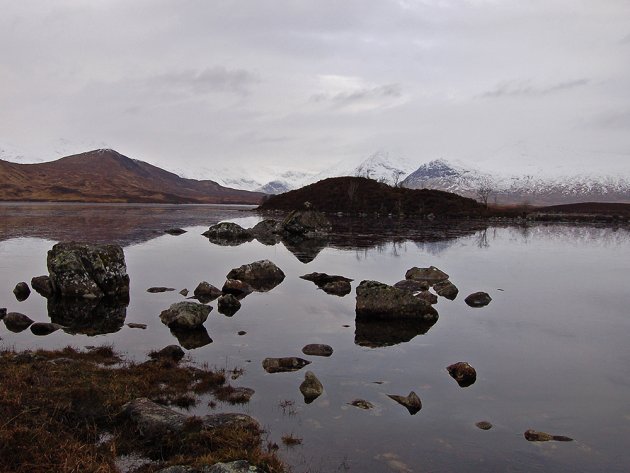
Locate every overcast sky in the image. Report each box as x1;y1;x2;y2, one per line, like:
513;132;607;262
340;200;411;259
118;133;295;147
1;0;629;176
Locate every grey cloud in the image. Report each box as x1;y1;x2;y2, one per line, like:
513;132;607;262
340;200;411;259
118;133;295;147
592;109;630;129
482;79;590;99
150;67;260;96
621;33;630;44
311;83;402;108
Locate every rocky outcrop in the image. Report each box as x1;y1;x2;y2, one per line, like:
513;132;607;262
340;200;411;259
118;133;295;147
299;371;324;403
524;429;573;442
302;344;333;357
46;242;129;299
3;312;34;332
13;282;30;301
226;260;285;292
405;266;449;285
433;280;459;300
300;272;353;296
202;222;253;245
217;294;241;316
262;357;311;373
159;302;211;329
387;391;422;415
193;282;223;302
281;209;332;236
446;362;477;387
355;280;438;321
465;292;492;307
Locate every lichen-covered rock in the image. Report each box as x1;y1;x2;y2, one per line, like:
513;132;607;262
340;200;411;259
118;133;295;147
355;280;438;321
433;280;459;300
405;266;449;285
300;371;324;403
222;279;254;298
387;391;422;415
13;282;31;301
262;357;311;373
194;281;223;302
465;292;492;307
302;344;333;357
47;242;129;299
217;294;241;316
281;210;332;236
202;222;253;245
3;312;34;332
447;361;477;387
226;260;285;292
159;301;211;329
30;275;53;298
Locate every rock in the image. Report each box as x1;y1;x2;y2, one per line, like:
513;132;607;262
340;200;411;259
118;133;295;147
164;228;187;235
193;281;223;302
216;387;255;404
416;290;438;305
226;260;285;292
300;272;353;285
47;242;129;299
154;466;197;473
170;326;213;349
476;421;493;430
355;280;438;322
349;399;373;410
300;371;324;403
150;344;185;362
121;398;187;435
355;318;437;347
217;294;241;316
202;222;253;245
524;429;573;442
13;282;31;301
159;301;211;329
446;362;477;387
47;296;127;336
251;219;282;245
0;308;6;320
302;344;333;357
282;210;332;236
387;391;422;415
320;280;352;296
262;357;311;373
31;275;54;298
465;291;492;307
127;323;147;329
179;288;189;296
147;287;175;293
30;322;63;336
222;279;254;298
237;331;247;336
207;460;262;473
3;312;34;332
433;280;459;300
405;266;449;285
393;279;430;292
301;272;353;296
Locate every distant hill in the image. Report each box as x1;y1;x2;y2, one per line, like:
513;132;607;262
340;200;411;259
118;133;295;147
257;176;484;217
0;149;264;204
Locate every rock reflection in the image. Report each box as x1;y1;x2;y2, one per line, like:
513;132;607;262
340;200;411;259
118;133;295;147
354;318;438;348
47;296;128;336
170;326;213;349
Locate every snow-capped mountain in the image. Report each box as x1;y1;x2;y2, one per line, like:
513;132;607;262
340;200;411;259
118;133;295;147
402;159;630;205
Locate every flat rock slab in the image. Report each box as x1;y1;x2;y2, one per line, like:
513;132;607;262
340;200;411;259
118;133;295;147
207;461;263;473
262;357;311;373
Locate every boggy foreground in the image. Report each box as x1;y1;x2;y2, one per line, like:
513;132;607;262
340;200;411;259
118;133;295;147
0;346;285;473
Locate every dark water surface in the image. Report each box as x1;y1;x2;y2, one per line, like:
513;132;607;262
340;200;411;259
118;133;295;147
1;203;630;472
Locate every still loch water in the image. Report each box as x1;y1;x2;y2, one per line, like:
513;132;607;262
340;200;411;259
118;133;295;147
1;203;629;472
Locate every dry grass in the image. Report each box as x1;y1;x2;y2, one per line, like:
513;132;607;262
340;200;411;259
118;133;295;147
0;346;285;473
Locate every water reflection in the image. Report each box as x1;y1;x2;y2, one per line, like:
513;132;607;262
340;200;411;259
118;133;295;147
354;318;438;347
47;296;128;336
170;326;212;349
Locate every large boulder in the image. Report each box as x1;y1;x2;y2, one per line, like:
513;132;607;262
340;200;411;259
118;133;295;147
47;242;129;299
202;222;253;246
159;302;211;329
405;266;449;285
281;210;332;236
355;280;438;321
226;260;285;292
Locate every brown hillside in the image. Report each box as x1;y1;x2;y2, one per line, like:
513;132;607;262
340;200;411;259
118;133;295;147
0;149;263;204
537;202;630;217
258;176;485;217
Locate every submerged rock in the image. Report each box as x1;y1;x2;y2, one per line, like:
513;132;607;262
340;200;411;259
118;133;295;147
3;312;34;332
217;294;241;316
433;280;459;300
31;275;54;298
222;279;254;298
349;399;374;410
300;371;324;403
262;357;311;373
149;345;185;362
465;292;492;307
226;260;285;292
355;280;438;321
446;362;477;387
30;322;63;336
302;344;333;357
47;242;130;299
202;222;253;245
13;282;31;301
193;281;223;302
159;301;211;329
524;429;573;442
387;391;422;415
405;266;449;285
